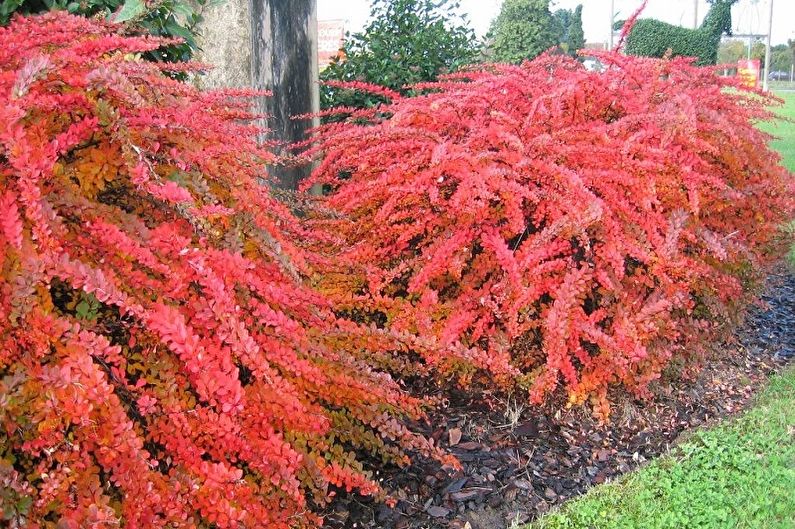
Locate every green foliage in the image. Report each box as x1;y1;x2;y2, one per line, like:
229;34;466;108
552;8;570;52
758;91;795;172
624;0;737;66
529;366;795;529
718;39;748;65
751;41;767;62
568;5;584;55
74;293;102;321
0;0;215;63
488;0;558;64
320;0;477;110
757;91;795;277
715;40;792;72
551;4;584;57
770;44;793;74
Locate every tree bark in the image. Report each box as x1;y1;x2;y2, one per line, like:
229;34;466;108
250;0;319;190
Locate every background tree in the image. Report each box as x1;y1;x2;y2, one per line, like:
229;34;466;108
552;4;584;57
769;44;793;75
0;0;213;62
488;0;558;64
717;40;771;61
552;7;571;52
718;39;748;64
717;41;790;78
320;0;477;110
568;5;584;55
751;40;767;62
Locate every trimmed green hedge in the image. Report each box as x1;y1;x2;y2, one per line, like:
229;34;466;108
623;0;737;66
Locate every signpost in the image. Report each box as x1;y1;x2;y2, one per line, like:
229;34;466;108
737;59;761;88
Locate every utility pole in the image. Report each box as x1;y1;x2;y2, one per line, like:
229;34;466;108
609;0;615;50
763;0;773;92
694;0;698;29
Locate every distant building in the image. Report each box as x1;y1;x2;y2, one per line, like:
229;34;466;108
318;19;346;70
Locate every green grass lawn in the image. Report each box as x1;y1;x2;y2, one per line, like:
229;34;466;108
759;91;795;172
759;92;795;261
526;367;795;529
524;94;795;529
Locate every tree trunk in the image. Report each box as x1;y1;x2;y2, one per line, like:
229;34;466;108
250;0;319;189
195;0;319;190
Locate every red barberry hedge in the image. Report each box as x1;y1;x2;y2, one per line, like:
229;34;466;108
0;13;452;529
302;52;794;416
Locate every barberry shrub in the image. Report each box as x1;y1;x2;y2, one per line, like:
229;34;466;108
0;13;450;529
302;52;794;417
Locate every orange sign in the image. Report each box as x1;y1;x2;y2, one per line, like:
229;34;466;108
318;19;346;71
737;59;760;88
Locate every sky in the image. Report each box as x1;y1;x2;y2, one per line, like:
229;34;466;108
317;0;795;47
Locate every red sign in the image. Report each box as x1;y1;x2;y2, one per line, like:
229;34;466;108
737;59;760;88
318;19;346;71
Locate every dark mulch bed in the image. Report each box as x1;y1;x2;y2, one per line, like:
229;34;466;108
323;266;795;529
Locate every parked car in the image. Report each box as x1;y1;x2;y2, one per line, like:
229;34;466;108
768;71;790;81
582;58;603;72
